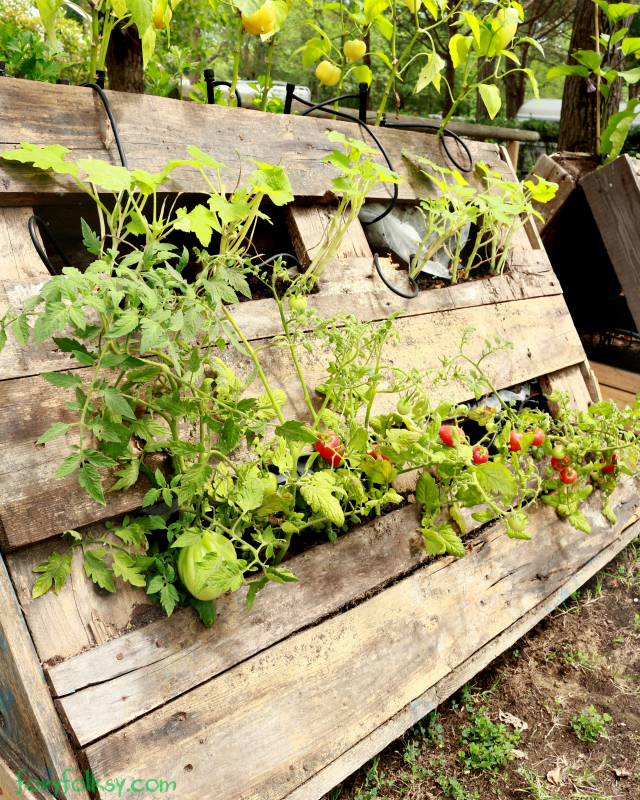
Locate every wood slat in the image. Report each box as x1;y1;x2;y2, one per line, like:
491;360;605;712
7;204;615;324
582;155;640;332
0;737;58;800
0;81;513;207
284;207;372;269
0;294;585;551
598;384;636;411
0;207;49;280
590;360;640;397
81;478;640;798
525;154;577;233
286;512;640;800
539;363;594;413
0;554;89;800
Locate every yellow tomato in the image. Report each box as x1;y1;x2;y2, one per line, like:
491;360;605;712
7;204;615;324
153;2;171;29
241;3;275;35
402;0;422;12
495;7;519;52
343;39;366;62
316;60;341;86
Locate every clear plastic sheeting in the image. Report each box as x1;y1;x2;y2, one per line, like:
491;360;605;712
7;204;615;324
359;204;470;280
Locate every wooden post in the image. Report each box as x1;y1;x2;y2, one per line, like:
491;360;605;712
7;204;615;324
506;140;520;173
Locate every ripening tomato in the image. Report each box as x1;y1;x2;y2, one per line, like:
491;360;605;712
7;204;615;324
560;467;578;485
601;454;617;473
153;2;172;29
367;446;390;461
178;531;237;600
242;3;275;35
439;425;466;447
315;431;344;466
508;514;528;532
551;455;571;472
288;295;307;314
508;431;523;452
552;444;565;459
472;445;489;465
316;60;341;86
531;427;545;446
344;39;366;62
396;399;411;415
261;472;278;495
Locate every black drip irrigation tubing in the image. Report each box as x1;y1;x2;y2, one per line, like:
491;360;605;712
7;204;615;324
28;75;129;272
379;114;474;174
28;216;73;276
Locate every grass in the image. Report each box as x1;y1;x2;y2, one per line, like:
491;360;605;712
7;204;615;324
562;649;600;671
458;707;520;772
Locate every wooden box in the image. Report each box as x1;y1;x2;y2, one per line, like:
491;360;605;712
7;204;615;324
0;80;637;800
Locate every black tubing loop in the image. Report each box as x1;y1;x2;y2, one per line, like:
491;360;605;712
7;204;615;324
29;216;73;276
380;119;474;173
208;80;243;110
296;92;361;116
80;82;128;168
286;91;399;227
253;252;302;270
373;253;418;299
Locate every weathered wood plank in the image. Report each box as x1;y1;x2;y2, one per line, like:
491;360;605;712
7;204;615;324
539;364;594;413
0;554;89;800
285;512;640;800
598;384;636;411
284;206;372;269
5;520;153;665
525;154;577;233
0;737;58;800
0;81;513;206
590;360;640;397
0;207;48;280
82;478;639;798
582;154;640;332
0;294;586;551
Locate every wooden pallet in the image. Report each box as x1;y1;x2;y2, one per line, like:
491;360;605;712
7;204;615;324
0;80;631;800
590;360;640;410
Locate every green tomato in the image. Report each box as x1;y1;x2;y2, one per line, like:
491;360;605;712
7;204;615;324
552;444;565;459
288;296;307;314
261;473;278;495
486;422;496;433
397;399;411;415
508;514;528;532
566;443;579;455
178;531;237;601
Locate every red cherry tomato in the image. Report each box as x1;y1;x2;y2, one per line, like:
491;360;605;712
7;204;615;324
367;446;389;461
439;425;466;447
531;427;545;446
560;467;578;485
601;454;617;473
315;431;344;467
551;455;571;472
472;445;489;465
508;431;523;452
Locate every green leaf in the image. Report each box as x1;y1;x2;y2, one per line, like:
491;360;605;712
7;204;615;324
1;142;79;176
128;417;169;441
84;548;115;592
274;420;318;444
195;557;247;596
416;471;440;513
300;478;345;526
109;459;141;493
77;159;133;192
352;65;372;86
414;52;446;94
78;463;106;505
190;597;216;626
602;503;617;524
422;528;446;556
237;477;265;513
475;462;517;500
160;583;180;616
572;49;603;71
41;370;82;389
601;98;640;161
541;493;561;507
622;36;640;56
103;387;136;420
12;315;30;348
32;551;72;597
246;575;268;610
450;502;467;535
471;508;495;524
105;309;140;339
171;528;204;548
125;0;153;41
35;422;71;444
547;64;589;79
112;551;147;587
438;524;465;557
248;163;295;206
174;205;221;247
364;0;388;22
478;83;501;119
588;400;614;418
55;452;81;478
256;492;292;517
178;462;213;505
604;2;638;23
81;218;101;254
568;510;591;534
83;448;117;468
232;0;262;15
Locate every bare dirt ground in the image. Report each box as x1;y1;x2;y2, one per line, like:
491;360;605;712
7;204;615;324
324;534;640;800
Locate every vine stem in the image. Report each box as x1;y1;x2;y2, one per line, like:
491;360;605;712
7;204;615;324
276;301;318;422
229;17;245;108
260;38;275;112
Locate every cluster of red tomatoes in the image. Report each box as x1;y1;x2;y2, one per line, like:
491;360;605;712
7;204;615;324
437;424;547;467
315;431;391;467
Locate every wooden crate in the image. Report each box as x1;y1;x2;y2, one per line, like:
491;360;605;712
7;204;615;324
0;80;634;800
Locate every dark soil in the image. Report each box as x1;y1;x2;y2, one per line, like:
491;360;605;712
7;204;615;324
324;535;640;800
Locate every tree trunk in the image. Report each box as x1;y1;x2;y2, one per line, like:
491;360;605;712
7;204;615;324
475;58;495;120
558;0;630;152
504;71;519;119
105;23;143;93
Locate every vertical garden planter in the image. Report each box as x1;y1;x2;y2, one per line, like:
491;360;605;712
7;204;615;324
0;80;636;800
